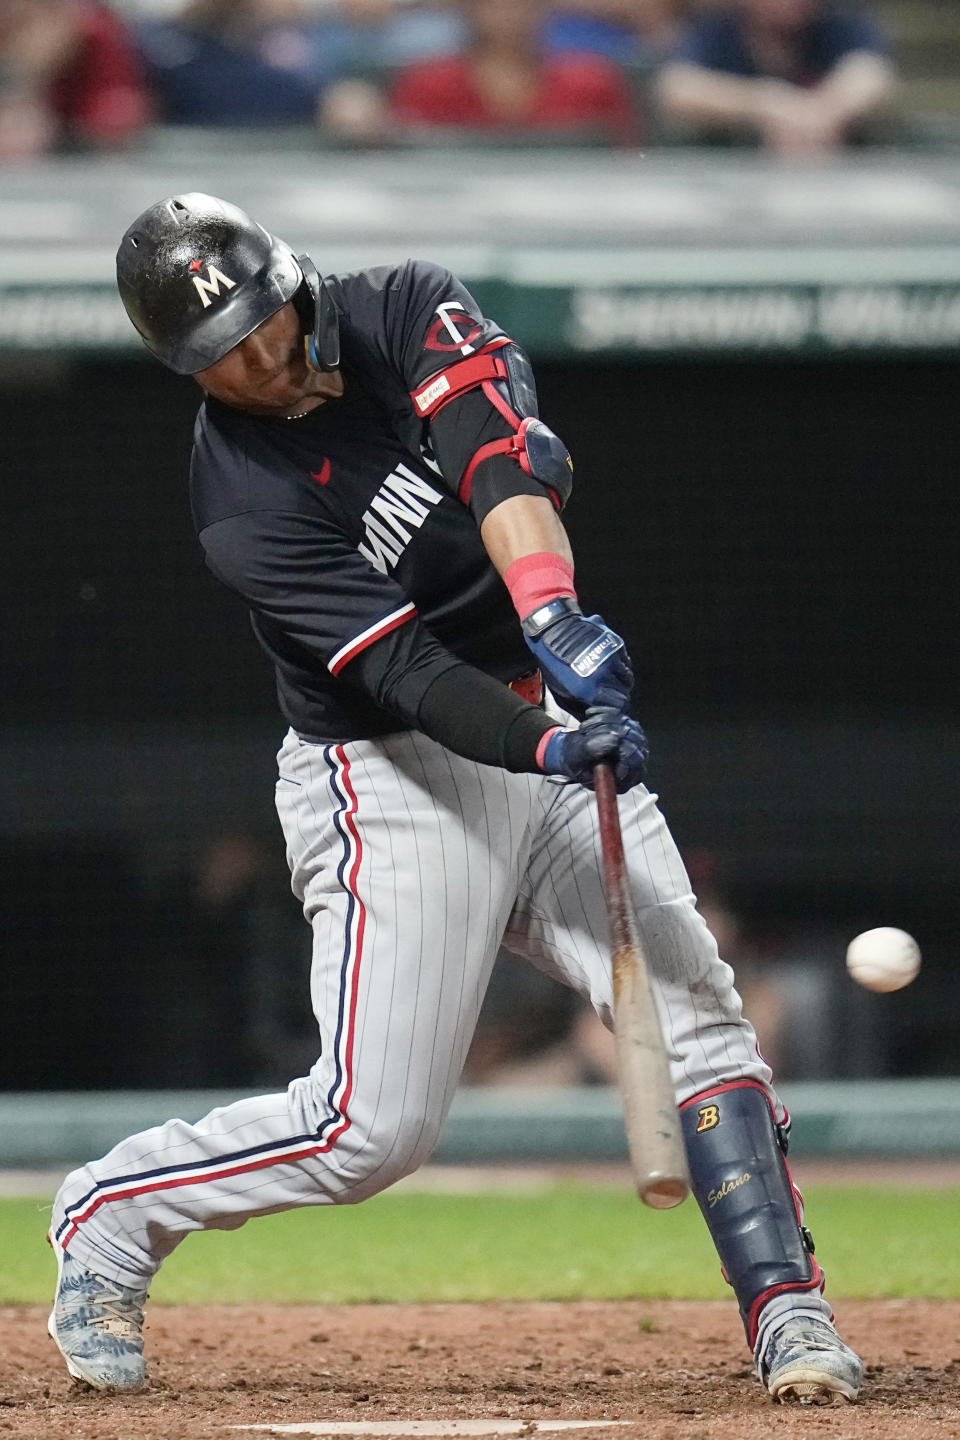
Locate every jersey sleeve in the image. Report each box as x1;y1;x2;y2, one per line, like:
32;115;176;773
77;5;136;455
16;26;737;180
384;259;506;392
198;508;422;679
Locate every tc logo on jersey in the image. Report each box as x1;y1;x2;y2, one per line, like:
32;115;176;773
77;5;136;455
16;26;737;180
425;303;483;356
190;261;237;309
696;1104;720;1133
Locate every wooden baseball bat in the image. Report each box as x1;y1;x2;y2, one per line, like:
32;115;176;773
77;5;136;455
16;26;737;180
594;762;690;1210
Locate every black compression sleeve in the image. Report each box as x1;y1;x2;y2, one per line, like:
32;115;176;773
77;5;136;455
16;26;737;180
429;389;545;524
346;628;554;772
415;664;556;772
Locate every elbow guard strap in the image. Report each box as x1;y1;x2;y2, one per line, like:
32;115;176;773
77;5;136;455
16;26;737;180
411;339;538;425
679;1080;823;1348
411;340;513;418
460;417;574;508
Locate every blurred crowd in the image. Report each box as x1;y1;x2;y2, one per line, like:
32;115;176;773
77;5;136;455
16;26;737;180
0;0;901;160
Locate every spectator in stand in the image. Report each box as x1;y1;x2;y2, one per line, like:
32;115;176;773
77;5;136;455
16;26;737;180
656;0;895;155
546;0;687;68
391;0;641;144
307;0;464;84
0;0;150;159
306;0;465;144
137;0;321;126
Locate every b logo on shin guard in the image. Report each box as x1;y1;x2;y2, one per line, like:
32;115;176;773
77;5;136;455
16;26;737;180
696;1104;720;1133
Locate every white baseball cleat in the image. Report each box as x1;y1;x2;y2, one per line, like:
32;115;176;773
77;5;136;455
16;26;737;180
759;1316;863;1404
48;1241;149;1391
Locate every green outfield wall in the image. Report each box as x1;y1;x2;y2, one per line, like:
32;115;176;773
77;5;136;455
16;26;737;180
1;1082;958;1170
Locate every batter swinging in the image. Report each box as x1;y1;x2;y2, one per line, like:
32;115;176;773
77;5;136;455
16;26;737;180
49;194;862;1407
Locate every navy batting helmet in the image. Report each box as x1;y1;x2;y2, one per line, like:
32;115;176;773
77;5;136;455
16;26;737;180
116;192;340;376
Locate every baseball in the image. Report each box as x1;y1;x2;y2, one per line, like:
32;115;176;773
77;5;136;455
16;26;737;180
845;927;921;992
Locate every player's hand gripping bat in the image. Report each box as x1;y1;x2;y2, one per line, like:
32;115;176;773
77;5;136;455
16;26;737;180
594;762;690;1209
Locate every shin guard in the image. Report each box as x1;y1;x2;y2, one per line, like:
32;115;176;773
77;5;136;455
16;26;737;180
679;1080;823;1348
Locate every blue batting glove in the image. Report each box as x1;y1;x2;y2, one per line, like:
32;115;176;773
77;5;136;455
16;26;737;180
542;706;649;793
522;598;633;715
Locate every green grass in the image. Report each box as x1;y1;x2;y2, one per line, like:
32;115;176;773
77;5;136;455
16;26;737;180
6;1184;959;1306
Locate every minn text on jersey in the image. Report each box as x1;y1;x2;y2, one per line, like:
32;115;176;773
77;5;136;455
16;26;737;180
357;463;443;575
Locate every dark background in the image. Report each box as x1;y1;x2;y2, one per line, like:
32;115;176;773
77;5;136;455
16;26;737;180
3;354;958;1088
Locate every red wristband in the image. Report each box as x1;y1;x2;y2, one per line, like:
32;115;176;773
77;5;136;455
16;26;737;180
535;725;563;771
503;552;576;619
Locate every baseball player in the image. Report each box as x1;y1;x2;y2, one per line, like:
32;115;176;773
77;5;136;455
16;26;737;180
48;193;862;1406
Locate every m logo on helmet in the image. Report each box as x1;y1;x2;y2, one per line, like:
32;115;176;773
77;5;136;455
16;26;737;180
191;263;237;309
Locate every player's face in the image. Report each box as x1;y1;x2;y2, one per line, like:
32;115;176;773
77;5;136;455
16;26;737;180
194;303;342;417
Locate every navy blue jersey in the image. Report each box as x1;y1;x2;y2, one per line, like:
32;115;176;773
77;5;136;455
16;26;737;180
190;260;549;743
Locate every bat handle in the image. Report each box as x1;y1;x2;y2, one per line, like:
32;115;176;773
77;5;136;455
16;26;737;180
593;761;631;960
593;763;622;863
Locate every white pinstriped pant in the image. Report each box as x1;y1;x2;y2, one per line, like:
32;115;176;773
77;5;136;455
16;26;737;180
51;726;775;1288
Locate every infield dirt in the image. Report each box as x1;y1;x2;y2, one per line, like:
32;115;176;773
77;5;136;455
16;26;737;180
3;1298;958;1440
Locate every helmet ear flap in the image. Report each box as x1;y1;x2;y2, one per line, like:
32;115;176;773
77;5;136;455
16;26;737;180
296;252;340;372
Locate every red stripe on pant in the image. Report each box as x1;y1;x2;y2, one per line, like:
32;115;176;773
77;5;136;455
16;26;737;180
60;747;370;1252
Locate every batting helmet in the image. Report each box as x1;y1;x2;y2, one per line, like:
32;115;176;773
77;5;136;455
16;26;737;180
116;192;340;376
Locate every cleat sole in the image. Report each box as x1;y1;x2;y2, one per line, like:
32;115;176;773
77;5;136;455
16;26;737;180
770;1368;858;1405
